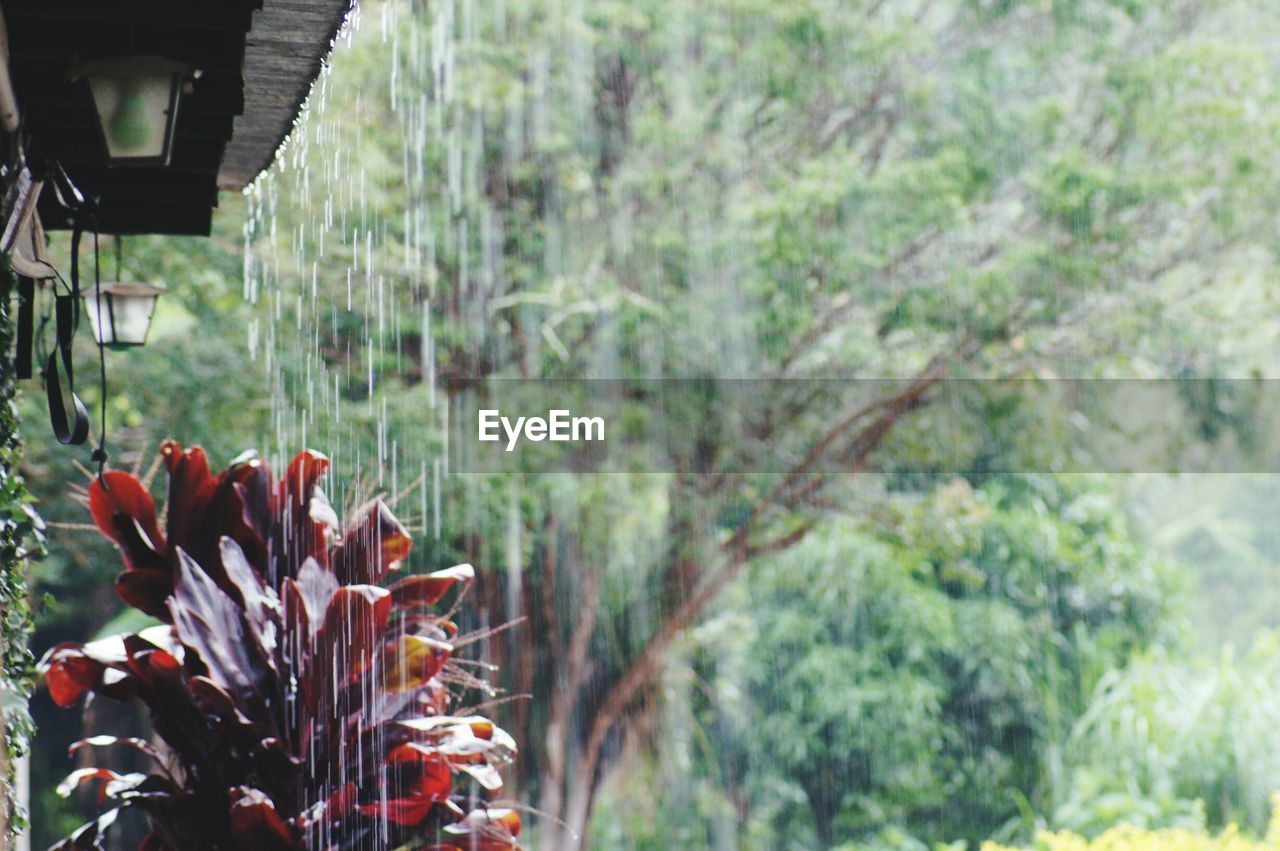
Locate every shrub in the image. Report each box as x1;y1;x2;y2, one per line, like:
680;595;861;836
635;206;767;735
39;441;521;850
982;793;1280;851
1049;638;1280;837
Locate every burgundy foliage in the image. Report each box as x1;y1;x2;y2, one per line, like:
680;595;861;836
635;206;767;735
41;441;522;850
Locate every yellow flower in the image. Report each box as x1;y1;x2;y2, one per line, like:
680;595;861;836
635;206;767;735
981;804;1280;851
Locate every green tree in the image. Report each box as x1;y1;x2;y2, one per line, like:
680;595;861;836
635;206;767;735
599;476;1177;849
235;0;1280;842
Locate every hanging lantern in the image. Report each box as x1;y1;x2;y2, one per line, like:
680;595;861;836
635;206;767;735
81;58;187;166
82;282;165;348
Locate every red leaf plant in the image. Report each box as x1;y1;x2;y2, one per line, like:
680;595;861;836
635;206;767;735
40;442;522;851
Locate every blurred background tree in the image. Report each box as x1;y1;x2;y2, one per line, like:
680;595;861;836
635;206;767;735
593;476;1181;849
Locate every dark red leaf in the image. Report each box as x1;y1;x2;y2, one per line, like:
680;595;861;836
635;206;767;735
69;735;164;770
121;642;183;685
324;782;357;820
56;767;123;802
160;441;218;557
220;537;280;669
294;557;339;635
381;634;453;692
106;773;181;806
310;585;392;700
229;786;300;850
389;564;475;609
214;469;272;577
115;568;174;620
92;473;170;615
40;643;109;707
126;625;187;660
441;808;523;849
139;832;176;851
91;470;174;616
50;808;120;851
169;549;265;714
334;499;413;585
272;450;332;580
363;680;452;730
279;577;310;688
161;442;275;597
40;625;187;708
226;452;273;542
49;443;523;850
190;676;253;725
89;471;163;554
278;450;330;509
355;751;451;825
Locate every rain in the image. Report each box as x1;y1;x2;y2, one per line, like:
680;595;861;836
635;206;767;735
10;0;1280;849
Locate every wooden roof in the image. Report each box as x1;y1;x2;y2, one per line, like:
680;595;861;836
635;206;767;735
220;0;353;190
2;0;352;235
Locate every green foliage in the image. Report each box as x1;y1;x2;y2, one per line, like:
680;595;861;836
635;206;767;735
0;267;47;839
627;476;1178;849
1132;475;1280;648
985;803;1280;851
1050;637;1280;838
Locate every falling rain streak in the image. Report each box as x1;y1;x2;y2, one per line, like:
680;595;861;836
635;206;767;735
242;4;481;842
244;0;461;540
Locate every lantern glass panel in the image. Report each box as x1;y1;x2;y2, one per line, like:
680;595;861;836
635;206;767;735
88;74;179;163
82;283;163;347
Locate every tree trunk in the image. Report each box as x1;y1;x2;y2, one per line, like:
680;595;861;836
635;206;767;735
505;362;958;844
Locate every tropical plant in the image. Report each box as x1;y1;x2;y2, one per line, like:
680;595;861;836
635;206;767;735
38;441;521;850
1049;636;1280;838
983;794;1280;851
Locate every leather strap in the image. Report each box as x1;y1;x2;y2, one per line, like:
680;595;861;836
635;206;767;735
45;292;89;445
15;275;32;379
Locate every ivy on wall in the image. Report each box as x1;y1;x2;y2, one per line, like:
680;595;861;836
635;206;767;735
0;265;45;839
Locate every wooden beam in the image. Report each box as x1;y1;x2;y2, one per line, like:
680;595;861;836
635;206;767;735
14;76;245;119
24;109;236;142
37;196;214;236
57;167;221;207
7;23;247;74
219;0;354;189
3;1;255;32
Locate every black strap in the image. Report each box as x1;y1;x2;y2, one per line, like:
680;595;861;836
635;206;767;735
45;293;89;445
36;165;93;447
69;219;82;325
15;275;33;379
89;229;109;480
